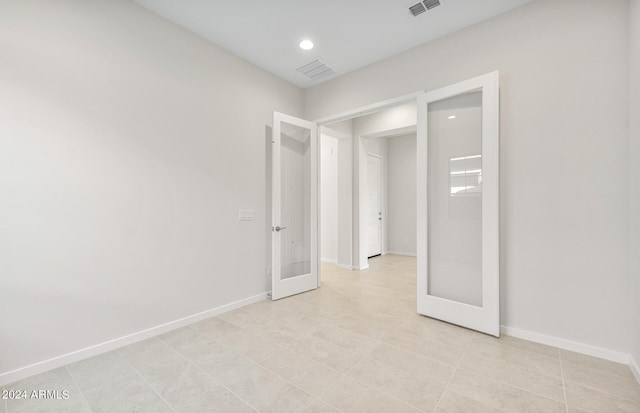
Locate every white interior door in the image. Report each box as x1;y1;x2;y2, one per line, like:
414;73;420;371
366;154;382;258
272;112;319;300
416;72;500;336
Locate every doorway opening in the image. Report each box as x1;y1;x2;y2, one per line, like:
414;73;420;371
271;71;499;336
319;101;418;272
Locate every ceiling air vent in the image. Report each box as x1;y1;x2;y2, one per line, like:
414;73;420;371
296;59;336;81
423;0;441;10
408;2;426;16
408;0;441;16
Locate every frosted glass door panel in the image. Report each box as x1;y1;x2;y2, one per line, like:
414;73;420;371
272;112;318;300
427;91;483;307
280;122;312;280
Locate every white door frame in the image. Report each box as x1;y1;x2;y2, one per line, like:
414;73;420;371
315;91;424;271
365;152;383;258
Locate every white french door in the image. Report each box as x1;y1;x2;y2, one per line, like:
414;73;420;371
416;72;500;336
271;112;319;300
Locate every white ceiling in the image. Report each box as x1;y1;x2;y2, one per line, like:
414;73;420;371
133;0;533;89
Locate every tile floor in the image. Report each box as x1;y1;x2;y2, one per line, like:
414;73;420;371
3;255;640;412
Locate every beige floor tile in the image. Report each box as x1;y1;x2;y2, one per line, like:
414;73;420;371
213;360;314;412
274;297;340;320
435;390;505;413
398;317;474;351
137;356;218;408
5;368;90;413
347;358;444;411
215;329;282;362
301;398;342;413
192;316;241;339
117;337;179;371
174;385;255;413
257;349;342;397
327;312;401;341
66;351;136;393
309;323;382;357
283;335;363;373
320;375;422;413
565;381;640;413
459;350;565;402
181;340;251;379
369;343;455;384
448;369;566;412
567;406;591;413
384;329;466;365
246;315;321;340
7;397;91;413
474;333;560;359
157;325;213;354
83;373;172;413
562;362;640;401
466;335;562;378
560;350;635;379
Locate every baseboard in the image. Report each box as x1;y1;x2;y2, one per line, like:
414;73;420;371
501;325;629;364
630;354;640;384
336;264;353;270
321;258;337;264
0;292;269;386
386;250;417;257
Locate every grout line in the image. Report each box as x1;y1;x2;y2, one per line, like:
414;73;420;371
431;331;476;413
561;357;638;381
434;336;570;412
559;351;569;413
117;353;178;413
64;366;95;413
561;376;640;404
318;329;431;413
473;333;564;364
156;341;260;413
162;322;344;413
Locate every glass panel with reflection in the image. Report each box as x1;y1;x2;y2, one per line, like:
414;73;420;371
279;122;311;280
427;91;483;307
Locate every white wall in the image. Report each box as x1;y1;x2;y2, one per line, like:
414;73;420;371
321;120;354;270
629;0;640;375
320;135;338;263
0;0;302;380
305;0;631;354
387;134;417;256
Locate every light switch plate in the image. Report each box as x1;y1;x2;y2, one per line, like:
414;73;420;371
238;209;255;221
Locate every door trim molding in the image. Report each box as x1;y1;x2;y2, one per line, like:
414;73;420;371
365;152;383;259
313;91;425;125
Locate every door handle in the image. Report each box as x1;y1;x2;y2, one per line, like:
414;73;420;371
274;226;287;232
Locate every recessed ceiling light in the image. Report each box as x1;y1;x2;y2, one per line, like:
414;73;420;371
448;115;456;119
299;40;314;50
